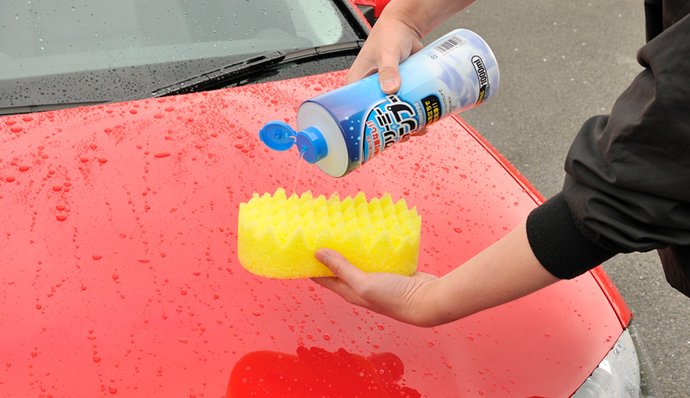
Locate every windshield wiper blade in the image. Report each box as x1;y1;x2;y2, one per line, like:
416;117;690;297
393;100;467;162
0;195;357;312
150;40;364;98
151;50;287;98
278;40;364;64
0;101;109;116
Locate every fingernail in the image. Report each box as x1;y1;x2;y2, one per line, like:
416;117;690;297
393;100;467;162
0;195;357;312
381;79;396;92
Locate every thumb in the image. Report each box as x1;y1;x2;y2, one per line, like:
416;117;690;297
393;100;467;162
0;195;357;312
377;37;423;94
312;249;369;306
374;44;406;94
377;63;401;94
315;248;365;283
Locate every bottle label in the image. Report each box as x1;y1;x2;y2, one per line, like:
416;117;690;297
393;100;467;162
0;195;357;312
362;94;419;163
432;34;468;55
361;93;443;164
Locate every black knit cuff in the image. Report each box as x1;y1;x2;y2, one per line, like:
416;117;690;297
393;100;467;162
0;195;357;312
526;194;616;279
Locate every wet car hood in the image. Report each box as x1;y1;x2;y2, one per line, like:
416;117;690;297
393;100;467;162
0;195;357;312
1;70;628;397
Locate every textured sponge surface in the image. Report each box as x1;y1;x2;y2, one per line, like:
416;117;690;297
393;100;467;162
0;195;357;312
238;188;421;278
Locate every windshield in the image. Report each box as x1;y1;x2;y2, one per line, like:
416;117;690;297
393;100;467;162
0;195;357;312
0;0;365;114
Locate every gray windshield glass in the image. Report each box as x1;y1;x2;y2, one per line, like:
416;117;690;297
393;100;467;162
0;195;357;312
0;0;360;112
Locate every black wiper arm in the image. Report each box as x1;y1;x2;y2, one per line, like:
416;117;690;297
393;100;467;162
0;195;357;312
151;50;287;98
278;40;364;64
150;41;364;98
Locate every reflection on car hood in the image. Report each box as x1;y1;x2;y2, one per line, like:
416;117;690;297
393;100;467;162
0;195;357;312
0;71;625;397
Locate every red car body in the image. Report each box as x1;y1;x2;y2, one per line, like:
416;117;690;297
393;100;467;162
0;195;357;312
1;68;631;396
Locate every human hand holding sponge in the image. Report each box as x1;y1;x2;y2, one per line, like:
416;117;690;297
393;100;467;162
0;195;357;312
237;188;421;278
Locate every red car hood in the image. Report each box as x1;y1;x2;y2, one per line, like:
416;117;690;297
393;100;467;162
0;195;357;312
1;71;628;397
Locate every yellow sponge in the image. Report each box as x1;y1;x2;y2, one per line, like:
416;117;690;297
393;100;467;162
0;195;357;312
237;188;421;278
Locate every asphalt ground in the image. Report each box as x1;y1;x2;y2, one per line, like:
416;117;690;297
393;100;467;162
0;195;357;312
419;1;689;396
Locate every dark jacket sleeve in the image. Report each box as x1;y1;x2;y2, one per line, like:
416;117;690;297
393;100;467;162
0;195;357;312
525;3;690;295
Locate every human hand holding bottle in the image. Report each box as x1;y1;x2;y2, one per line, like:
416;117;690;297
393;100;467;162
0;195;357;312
346;0;479;141
345;16;424;94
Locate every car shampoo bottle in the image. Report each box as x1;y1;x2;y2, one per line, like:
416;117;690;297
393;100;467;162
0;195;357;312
259;29;500;178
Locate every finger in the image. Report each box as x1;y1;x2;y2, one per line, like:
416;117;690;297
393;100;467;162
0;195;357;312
375;25;424;94
311;273;351;294
399;127;427;143
345;55;378;86
376;50;402;94
412;127;428;137
314;248;367;285
344;48;401;93
312;249;372;305
312;275;369;307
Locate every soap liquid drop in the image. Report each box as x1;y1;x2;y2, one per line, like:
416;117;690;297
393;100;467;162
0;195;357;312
291;147;307;196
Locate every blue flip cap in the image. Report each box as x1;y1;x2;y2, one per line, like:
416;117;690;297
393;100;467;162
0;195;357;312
259;121;328;164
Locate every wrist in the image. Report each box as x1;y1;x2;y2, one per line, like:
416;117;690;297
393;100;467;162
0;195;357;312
407;277;449;327
379;0;476;38
376;0;429;39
